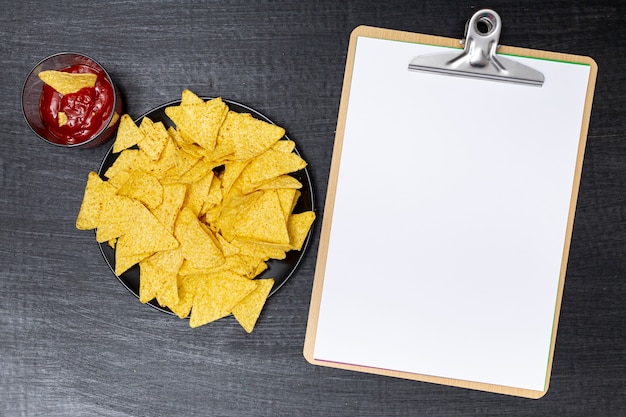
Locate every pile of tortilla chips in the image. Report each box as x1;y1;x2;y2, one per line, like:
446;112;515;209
76;90;315;332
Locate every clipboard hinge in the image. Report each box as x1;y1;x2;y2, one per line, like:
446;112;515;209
408;9;545;86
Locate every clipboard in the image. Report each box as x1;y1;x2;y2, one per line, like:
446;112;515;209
304;10;597;398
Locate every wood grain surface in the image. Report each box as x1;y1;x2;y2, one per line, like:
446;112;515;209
1;1;624;416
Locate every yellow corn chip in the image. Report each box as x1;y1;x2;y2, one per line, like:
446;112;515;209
177;158;214;184
102;151;137;180
167;274;197;318
174;207;225;269
171;148;202;178
232;190;290;244
167;124;193;146
38;70;97;95
123;200;179;255
148;138;179;179
185;171;214;216
220;160;249;197
254;261;268;277
95;193;135;243
106;151;154;191
151;183;187;233
112;201;179;276
287;211;316;251
198;137;235;165
230;238;288;262
76;172;106;230
114;235;152;275
165;97;228;151
155;270;180;308
147;247;184;273
181;89;205;105
271;140;296;153
240;149;307;193
276;188;298;219
138;117;169;160
58;111;68;127
200;175;222;216
188;271;258;328
232;278;274;333
113;114;146;153
139;250;182;306
256;175;302;191
215;191;262;241
116;170;164;210
138;258;162;303
218;111;285;161
177;140;206;160
215;233;240;257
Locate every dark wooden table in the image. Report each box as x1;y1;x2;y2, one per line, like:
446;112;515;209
1;1;624;416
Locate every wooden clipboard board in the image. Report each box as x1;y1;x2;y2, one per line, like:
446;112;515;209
304;10;597;398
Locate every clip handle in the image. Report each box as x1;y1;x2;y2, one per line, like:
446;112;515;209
408;9;545;86
462;10;502;68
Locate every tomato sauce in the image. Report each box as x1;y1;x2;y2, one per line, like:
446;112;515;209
39;64;114;144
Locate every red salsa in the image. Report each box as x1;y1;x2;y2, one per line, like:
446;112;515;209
40;64;115;145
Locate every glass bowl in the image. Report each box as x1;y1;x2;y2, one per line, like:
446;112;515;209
22;52;122;148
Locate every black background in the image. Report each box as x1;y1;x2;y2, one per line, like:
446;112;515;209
1;1;624;416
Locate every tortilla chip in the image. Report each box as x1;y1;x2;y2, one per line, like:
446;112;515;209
58;111;68;127
218;111;285;161
123;200;179;255
220;161;249;197
103;149;140;188
38;70;97;95
181;89;205;106
95;193;135;243
138;117;169;160
167;124;193;147
276;188;298;219
153;151;180;182
151;183;187;233
167;274;197;318
76;172;106;230
240;149;307;193
165;97;228;151
271;140;296;153
116;170;164;210
230;238;288;262
115;235;152;275
287;211;316;251
200;175;222;216
232;278;274;333
255;175;302;191
188;271;258;328
138;258;162;303
139;250;182;306
113;114;146;153
174;207;225;269
232;190;290;244
185;171;214;216
177;158;214;185
215;191;262;241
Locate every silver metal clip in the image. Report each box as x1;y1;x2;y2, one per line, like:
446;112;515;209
408;9;544;86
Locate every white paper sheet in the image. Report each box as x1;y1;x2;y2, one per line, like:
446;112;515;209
313;36;590;391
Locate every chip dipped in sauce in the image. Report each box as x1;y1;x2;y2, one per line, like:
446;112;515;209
39;65;115;145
